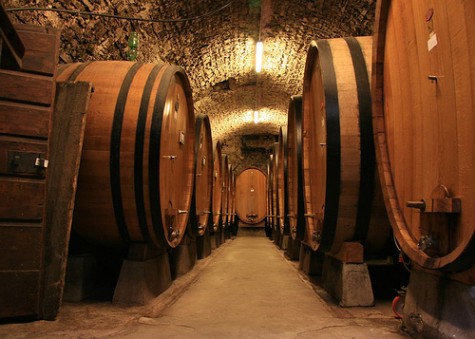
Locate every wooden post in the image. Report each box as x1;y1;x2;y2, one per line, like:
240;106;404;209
41;81;92;320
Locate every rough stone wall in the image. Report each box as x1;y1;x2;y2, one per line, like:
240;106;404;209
3;0;376;170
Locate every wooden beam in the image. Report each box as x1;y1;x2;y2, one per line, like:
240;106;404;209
41;81;92;320
0;2;25;69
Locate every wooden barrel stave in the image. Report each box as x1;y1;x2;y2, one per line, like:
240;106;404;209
373;0;475;272
58;61;195;249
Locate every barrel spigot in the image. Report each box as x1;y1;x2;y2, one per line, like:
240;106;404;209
312;231;321;243
169;228;180;241
406;200;426;212
417;234;436;251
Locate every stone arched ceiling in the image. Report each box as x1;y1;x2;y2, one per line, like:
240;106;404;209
4;0;376;171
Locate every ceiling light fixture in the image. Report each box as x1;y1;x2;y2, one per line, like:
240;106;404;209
254;110;260;124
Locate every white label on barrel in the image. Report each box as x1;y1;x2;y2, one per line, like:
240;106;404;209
428;32;437;51
179;131;185;145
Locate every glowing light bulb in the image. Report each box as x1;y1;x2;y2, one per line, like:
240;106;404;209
253;111;259;124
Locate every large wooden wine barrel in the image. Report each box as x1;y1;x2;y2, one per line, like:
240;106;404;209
277;126;289;236
57;61;195;249
265;155;273;236
189;114;213;237
229;165;236;226
373;1;475;272
236;167;267;225
226;163;234;229
271;143;281;242
302;37;391;254
287;96;306;241
210;140;223;233
221;154;230;230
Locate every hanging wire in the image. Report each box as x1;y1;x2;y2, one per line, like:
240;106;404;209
5;0;236;23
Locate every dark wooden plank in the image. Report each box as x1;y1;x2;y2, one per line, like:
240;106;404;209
0;137;48;177
0;100;50;138
16;27;60;75
0;2;25;69
0;224;42;270
41;81;92;320
0;70;54;106
14;24;46;33
0;179;45;221
0;271;40;318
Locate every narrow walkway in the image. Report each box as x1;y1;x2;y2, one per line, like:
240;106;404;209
114;235;405;338
0;234;407;338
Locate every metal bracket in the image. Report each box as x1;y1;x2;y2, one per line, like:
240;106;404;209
163;155;177;160
8;151;48;176
312;231;321;243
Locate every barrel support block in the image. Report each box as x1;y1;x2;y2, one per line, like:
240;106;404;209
169;235;197;280
113;243;171;305
402;268;475;339
321;245;374;307
285;237;301;261
299;243;324;276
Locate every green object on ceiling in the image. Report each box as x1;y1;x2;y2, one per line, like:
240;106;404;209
248;0;261;8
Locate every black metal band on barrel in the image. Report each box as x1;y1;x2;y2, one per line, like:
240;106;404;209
317;39;341;252
63;61;92;81
210;142;222;234
134;64;164;243
110;62;143;242
190;114;205;237
344;37;375;246
281;127;290;235
221;155;229;228
292;95;306;241
149;65;177;247
190;114;211;237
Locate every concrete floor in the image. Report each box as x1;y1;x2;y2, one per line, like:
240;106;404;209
0;233;408;338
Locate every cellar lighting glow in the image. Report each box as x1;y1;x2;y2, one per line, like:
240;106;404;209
255;41;263;73
254;111;259;124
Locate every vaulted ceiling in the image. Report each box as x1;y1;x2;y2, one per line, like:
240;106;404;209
4;0;376;172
